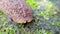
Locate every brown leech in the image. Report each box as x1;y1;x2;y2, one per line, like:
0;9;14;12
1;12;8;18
0;0;33;23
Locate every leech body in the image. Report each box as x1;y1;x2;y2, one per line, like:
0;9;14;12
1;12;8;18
0;0;33;23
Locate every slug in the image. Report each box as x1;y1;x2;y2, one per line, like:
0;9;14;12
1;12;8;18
0;0;33;23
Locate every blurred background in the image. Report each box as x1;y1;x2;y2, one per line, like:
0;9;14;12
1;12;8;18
0;0;60;34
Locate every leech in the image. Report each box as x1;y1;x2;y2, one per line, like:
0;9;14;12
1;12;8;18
0;0;33;23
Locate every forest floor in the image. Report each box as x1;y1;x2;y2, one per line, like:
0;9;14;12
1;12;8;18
0;0;60;34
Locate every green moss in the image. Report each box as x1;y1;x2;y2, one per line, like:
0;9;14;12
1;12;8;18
26;0;37;8
56;22;60;26
40;2;55;18
52;22;60;26
0;0;60;34
34;29;52;34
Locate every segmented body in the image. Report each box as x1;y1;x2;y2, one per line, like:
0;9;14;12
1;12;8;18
0;0;32;23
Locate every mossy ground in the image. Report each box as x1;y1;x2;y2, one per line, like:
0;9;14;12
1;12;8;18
0;0;60;34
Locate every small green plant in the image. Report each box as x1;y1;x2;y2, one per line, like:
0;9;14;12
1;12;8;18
26;0;37;8
40;1;55;19
34;29;52;34
40;10;54;18
0;26;18;34
52;22;60;26
56;22;60;26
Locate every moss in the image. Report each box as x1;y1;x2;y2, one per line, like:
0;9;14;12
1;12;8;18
0;0;60;34
26;0;37;8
